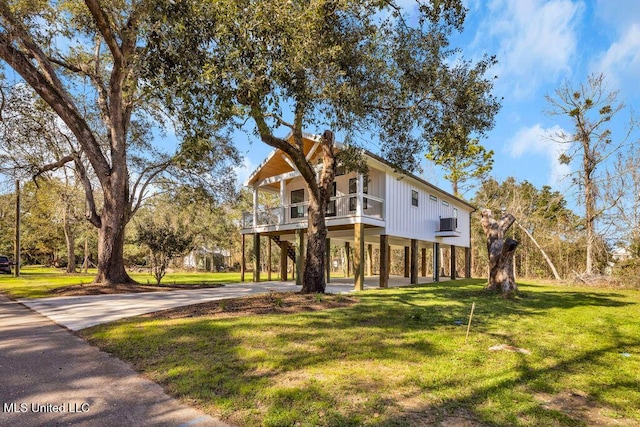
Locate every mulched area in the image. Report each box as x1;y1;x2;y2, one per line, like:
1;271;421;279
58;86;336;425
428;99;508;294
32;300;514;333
50;283;225;296
142;292;359;320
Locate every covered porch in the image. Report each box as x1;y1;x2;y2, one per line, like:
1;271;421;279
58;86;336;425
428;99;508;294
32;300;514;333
240;224;472;290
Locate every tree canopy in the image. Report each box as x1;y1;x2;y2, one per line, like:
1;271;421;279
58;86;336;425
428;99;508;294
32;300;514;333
426;137;494;197
145;0;501;292
146;0;499;169
0;0;239;284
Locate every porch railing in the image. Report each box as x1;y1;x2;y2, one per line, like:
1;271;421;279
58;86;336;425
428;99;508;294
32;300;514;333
242;194;384;228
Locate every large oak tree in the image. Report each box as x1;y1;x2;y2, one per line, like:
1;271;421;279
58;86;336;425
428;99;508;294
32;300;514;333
0;1;237;284
147;0;500;292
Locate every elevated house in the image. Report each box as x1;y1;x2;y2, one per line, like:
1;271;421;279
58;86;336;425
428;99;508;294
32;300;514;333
241;133;475;290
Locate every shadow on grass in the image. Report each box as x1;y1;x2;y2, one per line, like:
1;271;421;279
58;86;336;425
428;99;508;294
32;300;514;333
379;337;640;426
84;279;640;426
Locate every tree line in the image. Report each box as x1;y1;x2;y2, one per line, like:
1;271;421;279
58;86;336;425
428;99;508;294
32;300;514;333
2;169;638;288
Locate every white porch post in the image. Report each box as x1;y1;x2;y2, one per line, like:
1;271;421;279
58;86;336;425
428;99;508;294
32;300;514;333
356;174;364;216
280;180;286;224
252;185;258;227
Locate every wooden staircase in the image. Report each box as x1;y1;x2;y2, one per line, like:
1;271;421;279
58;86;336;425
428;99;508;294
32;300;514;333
270;235;296;263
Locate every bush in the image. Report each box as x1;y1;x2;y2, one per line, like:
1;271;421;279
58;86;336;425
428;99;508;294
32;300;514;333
135;220;194;285
611;259;640;289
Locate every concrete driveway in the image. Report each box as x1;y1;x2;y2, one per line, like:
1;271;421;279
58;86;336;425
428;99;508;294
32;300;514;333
18;277;422;331
19;281;301;331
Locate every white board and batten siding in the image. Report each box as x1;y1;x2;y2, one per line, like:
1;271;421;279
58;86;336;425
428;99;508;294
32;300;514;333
383;172;473;248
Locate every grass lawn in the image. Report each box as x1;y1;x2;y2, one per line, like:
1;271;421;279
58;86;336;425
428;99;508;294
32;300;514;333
81;279;640;426
0;266;247;298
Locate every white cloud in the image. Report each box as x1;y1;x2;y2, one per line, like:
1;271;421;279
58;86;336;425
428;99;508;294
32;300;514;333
508;124;571;188
479;0;583;98
591;24;640;91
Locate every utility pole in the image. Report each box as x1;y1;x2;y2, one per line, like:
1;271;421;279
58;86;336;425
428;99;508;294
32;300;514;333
14;179;20;277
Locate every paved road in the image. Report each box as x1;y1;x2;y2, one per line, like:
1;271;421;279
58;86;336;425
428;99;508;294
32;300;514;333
0;295;228;427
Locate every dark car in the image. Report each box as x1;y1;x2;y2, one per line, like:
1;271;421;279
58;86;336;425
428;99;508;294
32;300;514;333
0;256;11;274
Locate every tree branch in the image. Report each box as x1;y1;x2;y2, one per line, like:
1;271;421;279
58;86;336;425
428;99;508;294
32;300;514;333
130;159;175;216
264;113;294;129
0;31;112;181
84;0;123;66
33;154;75;180
498;213;516;232
73;154;101;228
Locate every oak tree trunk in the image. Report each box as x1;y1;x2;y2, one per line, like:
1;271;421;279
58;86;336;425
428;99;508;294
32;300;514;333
303;196;328;293
63;218;76;274
0;1;142;287
83;238;90;273
92;204;134;285
61;204;76;274
301;131;336;293
481;209;519;296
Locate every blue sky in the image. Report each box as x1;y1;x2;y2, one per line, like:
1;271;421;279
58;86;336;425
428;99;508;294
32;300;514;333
234;0;640;203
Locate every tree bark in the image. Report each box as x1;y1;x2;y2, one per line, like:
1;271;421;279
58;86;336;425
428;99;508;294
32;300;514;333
301;130;336;293
63;208;76;274
303;196;328;293
83;238;89;273
481;209;519;296
93;205;134;285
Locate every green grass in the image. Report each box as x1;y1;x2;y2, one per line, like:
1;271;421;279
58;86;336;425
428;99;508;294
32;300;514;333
0;266;247;298
81;279;640;426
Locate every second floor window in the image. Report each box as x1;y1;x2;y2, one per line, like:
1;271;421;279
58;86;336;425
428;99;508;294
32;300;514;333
291;189;305;219
349;176;369;211
326;182;337;217
412;190;419;207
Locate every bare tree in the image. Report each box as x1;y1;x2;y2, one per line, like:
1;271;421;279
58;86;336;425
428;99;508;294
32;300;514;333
604;147;640;256
546;73;634;275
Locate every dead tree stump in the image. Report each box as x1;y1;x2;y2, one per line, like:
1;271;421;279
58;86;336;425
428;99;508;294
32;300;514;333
481;209;519;297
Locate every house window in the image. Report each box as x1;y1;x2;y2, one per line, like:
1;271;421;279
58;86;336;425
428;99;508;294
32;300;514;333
411;190;419;207
349;178;357;211
290;189;305;219
453;207;458;218
349;176;368;211
429;194;437;202
363;175;369;209
442;200;450;207
326;182;337;217
349;177;357;194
